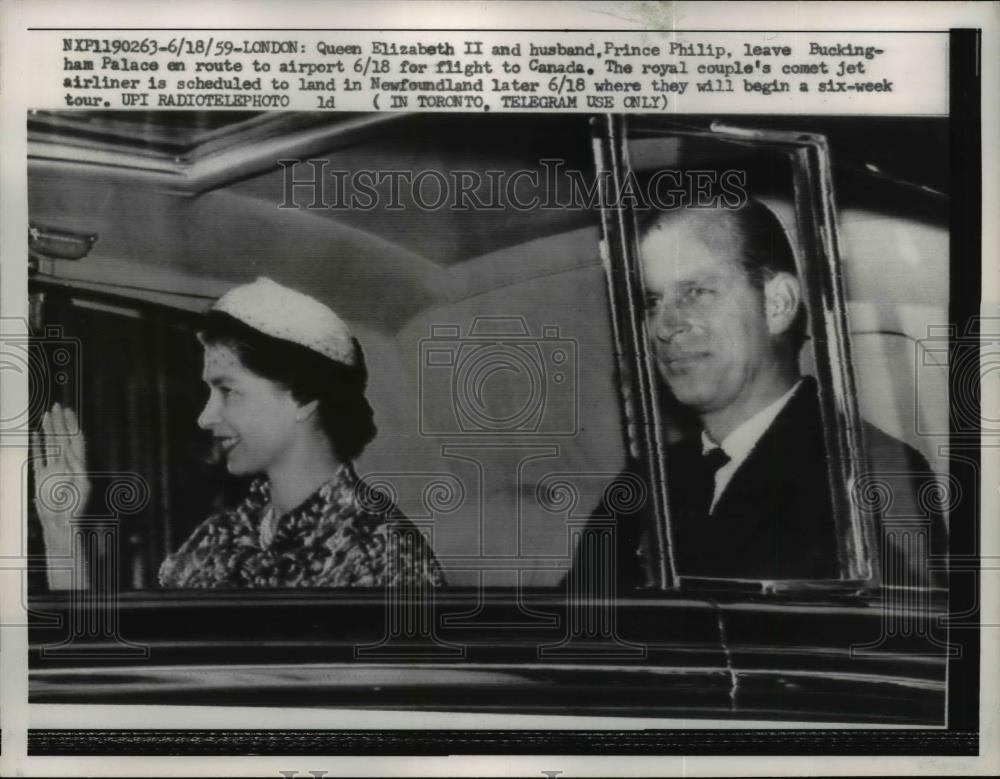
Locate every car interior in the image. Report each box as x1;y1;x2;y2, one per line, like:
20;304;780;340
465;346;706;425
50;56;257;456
27;111;949;590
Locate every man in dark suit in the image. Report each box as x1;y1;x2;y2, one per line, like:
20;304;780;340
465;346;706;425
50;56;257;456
578;201;944;587
666;374;838;580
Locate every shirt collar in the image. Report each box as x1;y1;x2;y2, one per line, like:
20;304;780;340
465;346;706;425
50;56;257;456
700;379;803;463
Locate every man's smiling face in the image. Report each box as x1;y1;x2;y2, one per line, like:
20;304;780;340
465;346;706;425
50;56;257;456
641;215;778;418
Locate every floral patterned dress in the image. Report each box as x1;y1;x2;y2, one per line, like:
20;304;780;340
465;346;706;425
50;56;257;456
158;464;445;588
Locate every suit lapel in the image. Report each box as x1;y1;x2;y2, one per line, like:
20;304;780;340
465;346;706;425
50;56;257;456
711;378;824;520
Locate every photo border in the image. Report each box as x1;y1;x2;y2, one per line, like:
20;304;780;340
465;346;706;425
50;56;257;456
20;27;983;759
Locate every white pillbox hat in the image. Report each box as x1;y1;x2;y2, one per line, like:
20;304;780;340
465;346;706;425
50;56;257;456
212;277;356;366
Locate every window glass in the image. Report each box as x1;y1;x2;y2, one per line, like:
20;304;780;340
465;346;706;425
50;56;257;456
619;126;858;584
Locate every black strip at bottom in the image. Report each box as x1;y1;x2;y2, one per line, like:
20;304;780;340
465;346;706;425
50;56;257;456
29;729;978;756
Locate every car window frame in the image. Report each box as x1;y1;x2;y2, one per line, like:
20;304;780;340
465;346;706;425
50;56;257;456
591;114;879;592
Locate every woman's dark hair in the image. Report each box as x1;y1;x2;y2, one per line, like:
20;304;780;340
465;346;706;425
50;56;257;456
198;310;377;461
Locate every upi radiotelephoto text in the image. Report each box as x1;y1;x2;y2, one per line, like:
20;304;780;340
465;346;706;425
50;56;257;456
39;31;945;114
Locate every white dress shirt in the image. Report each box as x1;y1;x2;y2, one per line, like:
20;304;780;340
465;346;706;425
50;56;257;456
700;380;803;513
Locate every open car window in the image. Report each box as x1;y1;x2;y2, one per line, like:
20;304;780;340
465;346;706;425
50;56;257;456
28;112;630;593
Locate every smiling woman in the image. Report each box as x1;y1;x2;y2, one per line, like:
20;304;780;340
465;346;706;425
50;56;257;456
32;277;445;589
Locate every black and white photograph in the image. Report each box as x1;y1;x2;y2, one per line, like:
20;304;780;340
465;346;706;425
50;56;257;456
1;1;996;775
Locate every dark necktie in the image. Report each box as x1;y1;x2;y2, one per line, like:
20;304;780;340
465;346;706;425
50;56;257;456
695;447;731;520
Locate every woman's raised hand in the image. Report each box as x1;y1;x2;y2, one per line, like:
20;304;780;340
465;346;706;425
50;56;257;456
30;402;91;556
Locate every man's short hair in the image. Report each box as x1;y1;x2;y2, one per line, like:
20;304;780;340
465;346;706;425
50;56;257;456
637;200;809;350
